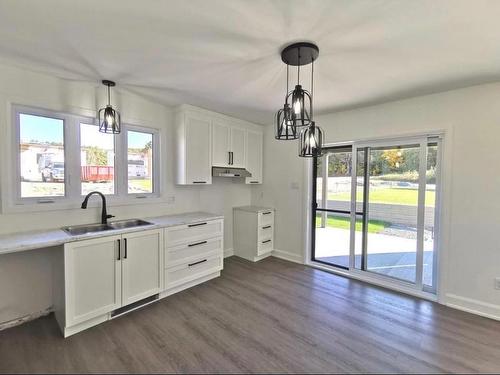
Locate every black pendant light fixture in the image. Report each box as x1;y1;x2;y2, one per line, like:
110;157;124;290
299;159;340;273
98;80;121;134
275;64;297;140
275;41;324;157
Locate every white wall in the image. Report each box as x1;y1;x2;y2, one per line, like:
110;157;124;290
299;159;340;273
0;63;254;325
252;82;500;320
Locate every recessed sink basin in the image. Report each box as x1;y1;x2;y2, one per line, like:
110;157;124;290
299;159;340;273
62;223;113;236
62;219;153;236
108;219;153;230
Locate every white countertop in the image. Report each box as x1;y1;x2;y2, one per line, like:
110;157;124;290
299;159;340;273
0;212;223;256
233;205;274;213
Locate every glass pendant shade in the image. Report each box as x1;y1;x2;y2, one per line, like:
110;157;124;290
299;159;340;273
99;105;121;134
98;80;121;134
299;121;323;157
275;103;298;140
289;84;312;127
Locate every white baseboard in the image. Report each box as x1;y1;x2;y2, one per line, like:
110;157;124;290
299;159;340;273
223;248;234;258
445;293;500;321
272;249;303;264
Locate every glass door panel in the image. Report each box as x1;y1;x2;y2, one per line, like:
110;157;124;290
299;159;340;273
365;144;420;283
312;146;353;269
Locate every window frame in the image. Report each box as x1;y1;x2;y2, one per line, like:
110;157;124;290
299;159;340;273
8;104;161;212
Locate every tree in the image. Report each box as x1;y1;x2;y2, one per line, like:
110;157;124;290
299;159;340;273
85;146;107;166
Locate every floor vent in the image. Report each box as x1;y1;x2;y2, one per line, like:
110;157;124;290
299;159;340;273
110;294;159;318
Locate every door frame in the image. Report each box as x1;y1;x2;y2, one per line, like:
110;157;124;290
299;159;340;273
304;132;444;301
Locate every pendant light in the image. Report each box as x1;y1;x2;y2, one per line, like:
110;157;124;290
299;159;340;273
275;64;297;140
275;41;324;157
98;80;121;134
299;59;323;157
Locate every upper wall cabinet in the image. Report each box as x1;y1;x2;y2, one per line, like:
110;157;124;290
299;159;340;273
212;121;246;168
245;130;263;184
175;110;212;185
175;105;264;185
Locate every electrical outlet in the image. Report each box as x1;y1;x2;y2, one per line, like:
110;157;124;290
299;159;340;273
495;277;500;290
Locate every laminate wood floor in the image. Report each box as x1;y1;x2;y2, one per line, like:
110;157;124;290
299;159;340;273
1;256;500;374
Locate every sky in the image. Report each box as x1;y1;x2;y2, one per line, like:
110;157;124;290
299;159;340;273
20;114;153;149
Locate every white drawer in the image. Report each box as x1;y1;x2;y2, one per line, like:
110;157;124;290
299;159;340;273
165;253;223;289
165;236;223;268
258;238;273;255
258;211;274;226
165;219;223;246
258;224;273;240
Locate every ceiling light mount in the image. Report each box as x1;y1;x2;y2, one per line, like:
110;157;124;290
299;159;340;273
281;42;319;66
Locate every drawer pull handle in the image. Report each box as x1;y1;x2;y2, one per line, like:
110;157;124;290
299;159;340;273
262;225;271;229
188;240;207;247
188;259;207;267
250;181;259;184
193;181;207;184
188;222;207;227
262;212;272;215
262;239;271;244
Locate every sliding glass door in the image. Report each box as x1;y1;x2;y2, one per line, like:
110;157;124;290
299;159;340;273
311;136;441;293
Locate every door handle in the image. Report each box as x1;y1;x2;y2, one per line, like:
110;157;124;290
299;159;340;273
117;239;121;261
262;225;271;229
262;239;271;244
262;211;272;215
124;238;128;259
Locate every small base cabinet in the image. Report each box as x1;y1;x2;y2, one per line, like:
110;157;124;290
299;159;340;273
162;218;224;296
233;206;274;262
55;229;163;337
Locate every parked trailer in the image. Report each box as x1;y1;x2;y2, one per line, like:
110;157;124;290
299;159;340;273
81;166;114;182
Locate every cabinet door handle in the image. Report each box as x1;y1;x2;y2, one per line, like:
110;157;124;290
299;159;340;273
262;211;272;215
262;225;271;229
193;181;207;184
188;240;207;247
117;239;121;261
124;238;128;259
262;239;271;244
228;151;231;165
231;151;234;165
188;259;207;267
250;181;259;184
188;222;207;227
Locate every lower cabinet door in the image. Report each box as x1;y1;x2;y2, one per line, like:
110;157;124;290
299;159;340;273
65;235;122;327
121;229;163;306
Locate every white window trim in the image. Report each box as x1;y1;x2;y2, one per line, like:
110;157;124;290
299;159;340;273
4;104;162;213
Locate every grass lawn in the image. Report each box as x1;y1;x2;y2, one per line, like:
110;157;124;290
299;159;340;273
315;214;388;233
328;187;435;206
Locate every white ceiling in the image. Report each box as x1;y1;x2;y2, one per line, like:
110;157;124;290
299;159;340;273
0;0;500;124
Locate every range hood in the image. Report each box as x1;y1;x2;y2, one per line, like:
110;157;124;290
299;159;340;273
212;167;252;178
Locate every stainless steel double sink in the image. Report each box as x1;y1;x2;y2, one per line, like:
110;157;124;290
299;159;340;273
62;219;153;236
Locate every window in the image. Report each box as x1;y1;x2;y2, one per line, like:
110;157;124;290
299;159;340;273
80;123;115;195
127;130;154;194
19;113;65;198
11;105;160;209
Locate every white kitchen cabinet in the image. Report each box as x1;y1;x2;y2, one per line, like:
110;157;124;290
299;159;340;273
163;218;224;295
233;206;274;262
56;228;163;337
212;121;246;168
63;235;122;329
245;129;263;184
121;230;163;306
175;110;212;185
